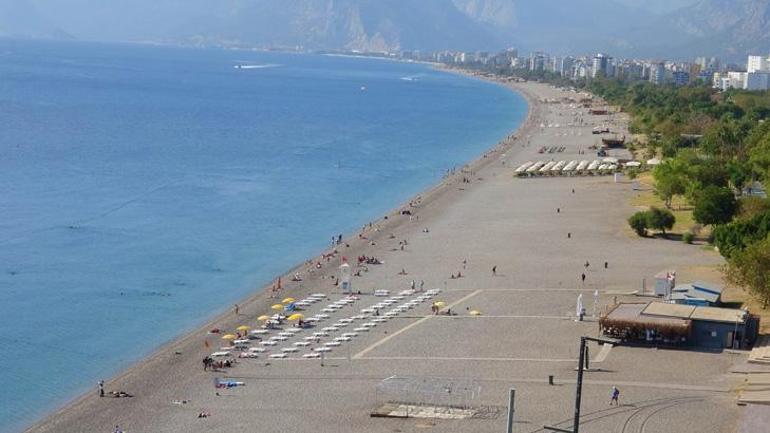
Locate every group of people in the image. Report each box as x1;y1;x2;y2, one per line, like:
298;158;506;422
202;356;233;371
357;255;382;265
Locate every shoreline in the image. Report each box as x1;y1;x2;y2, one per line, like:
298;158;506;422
24;68;535;432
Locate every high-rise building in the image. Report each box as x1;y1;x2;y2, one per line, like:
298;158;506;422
748;55;769;73
747;72;770;90
650;63;666;85
673;71;690;86
551;56;562;74
592;53;611;78
529;52;546;72
560;56;575;78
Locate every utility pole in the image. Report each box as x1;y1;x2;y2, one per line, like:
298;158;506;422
506;388;516;433
544;336;616;433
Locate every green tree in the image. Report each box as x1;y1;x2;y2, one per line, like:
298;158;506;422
628;211;649;237
726;235;770;308
693;186;737;226
653;160;688;208
646;207;676;237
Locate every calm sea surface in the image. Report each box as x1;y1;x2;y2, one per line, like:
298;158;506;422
0;40;526;432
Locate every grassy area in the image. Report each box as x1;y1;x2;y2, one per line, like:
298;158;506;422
630;176;770;332
629;173;707;239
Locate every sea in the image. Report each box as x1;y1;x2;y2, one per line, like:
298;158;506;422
0;39;527;432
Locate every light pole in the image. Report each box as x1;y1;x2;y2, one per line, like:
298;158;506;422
544;336;616;433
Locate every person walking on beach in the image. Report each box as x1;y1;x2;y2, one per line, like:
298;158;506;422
420;280;425;291
610;386;620;406
234;304;239;316
98;380;105;398
604;261;608;269
492;266;497;276
581;273;586;283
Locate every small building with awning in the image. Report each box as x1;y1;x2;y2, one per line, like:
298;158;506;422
600;302;759;349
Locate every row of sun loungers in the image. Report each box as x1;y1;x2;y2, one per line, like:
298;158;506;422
515;159;619;177
211;289;442;361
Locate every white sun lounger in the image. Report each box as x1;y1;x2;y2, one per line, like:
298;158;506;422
269;353;288;359
353;327;370;332
211;351;230;357
281;347;299;353
303;353;321;358
294;341;311;347
314;347;332;353
325;341;341;347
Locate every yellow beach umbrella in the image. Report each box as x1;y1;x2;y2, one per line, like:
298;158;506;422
271;304;284;311
257;315;271;321
469;310;481;316
288;313;304;321
221;334;236;340
236;325;250;332
282;297;296;304
433;301;447;308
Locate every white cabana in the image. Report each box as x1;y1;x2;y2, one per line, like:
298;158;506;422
551;160;567;172
563;160;579;172
515;161;534;173
527;161;546;173
576;160;590;171
539;161;557;173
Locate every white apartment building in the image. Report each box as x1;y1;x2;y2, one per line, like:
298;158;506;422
748;55;769;73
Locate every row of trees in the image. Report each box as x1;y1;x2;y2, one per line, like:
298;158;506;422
584;79;770;307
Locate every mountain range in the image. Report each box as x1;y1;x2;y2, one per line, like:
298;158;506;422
6;0;770;60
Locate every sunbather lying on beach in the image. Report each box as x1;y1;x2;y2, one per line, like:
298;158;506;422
110;391;133;398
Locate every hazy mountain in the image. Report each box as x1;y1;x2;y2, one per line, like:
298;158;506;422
0;0;67;39
616;0;770;60
613;0;699;14
9;0;770;60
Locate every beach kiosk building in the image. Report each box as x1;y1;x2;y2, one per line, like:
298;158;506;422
601;302;759;349
666;281;723;306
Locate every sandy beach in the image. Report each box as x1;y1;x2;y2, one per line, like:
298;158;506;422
27;77;744;433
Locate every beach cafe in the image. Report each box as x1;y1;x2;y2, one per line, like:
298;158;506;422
600;302;759;349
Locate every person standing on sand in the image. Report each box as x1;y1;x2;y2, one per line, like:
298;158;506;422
610;386;620;406
98;380;104;398
234;304;239;315
492;266;497;276
420;280;425;291
581;273;586;283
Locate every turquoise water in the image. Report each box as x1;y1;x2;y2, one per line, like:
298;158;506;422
0;40;527;432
